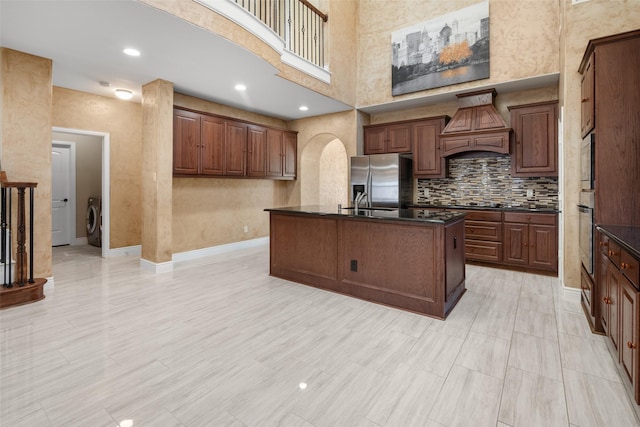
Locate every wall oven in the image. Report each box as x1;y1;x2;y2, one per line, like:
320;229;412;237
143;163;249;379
579;132;595;277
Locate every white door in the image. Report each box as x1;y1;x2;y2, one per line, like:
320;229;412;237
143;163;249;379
52;144;72;246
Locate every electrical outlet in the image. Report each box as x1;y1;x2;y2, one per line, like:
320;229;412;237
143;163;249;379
350;260;358;272
243;225;249;233
424;188;430;198
526;189;534;199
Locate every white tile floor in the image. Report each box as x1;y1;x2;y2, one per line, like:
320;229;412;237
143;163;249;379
1;244;639;426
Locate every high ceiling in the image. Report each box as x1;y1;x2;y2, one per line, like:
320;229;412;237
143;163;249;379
0;0;352;120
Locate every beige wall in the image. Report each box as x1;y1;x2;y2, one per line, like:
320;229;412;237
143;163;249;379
559;1;640;288
0;48;53;278
51;87;143;249
357;0;560;108
52;131;102;238
171;93;295;254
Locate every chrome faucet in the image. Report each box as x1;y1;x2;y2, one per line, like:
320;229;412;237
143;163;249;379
354;192;368;211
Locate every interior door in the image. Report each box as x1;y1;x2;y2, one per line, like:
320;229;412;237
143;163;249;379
52;144;72;246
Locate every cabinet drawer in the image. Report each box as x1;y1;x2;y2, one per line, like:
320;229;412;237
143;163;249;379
621;250;639;290
504;212;557;225
465;210;502;222
466;240;502;262
607;240;622;266
466;221;502;242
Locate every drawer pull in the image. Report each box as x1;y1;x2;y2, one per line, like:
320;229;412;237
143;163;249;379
621;262;632;270
628;342;637;349
599;241;608;247
603;296;611;304
581;98;589;103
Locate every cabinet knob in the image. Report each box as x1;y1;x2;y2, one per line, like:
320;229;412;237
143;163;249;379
628;341;637;349
603;296;611;304
599;241;609;248
581;98;589;103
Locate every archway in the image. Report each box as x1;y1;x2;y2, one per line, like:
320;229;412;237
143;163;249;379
300;133;349;207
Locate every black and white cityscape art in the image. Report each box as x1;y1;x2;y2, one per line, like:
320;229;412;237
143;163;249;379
391;1;490;96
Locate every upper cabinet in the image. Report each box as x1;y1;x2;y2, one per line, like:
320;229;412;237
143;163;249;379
580;52;595;138
412;116;448;178
509;101;558;177
173;108;297;180
267;129;297;179
364;123;411;154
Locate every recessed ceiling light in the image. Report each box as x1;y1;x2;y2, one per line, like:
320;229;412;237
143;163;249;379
123;48;140;57
115;89;133;100
299;106;309;111
235;84;247;91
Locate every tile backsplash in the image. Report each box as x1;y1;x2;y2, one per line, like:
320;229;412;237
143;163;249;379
416;155;558;209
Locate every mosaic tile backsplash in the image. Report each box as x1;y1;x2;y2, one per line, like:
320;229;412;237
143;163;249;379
416;156;558;209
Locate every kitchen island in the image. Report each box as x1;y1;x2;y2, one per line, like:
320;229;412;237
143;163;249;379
265;206;466;319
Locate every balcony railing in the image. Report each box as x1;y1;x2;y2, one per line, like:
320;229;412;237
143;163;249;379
233;0;328;68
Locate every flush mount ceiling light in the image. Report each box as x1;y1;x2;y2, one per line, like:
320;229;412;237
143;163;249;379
299;106;309;111
123;47;141;57
115;89;133;100
234;84;247;91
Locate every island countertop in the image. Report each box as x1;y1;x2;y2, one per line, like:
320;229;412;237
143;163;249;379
264;205;466;224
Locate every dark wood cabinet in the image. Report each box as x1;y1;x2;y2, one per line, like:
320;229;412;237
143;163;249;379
580;52;595;138
173;107;296;179
509;101;558;177
412;117;448;178
247;125;267;177
620;275;638;402
267;129;297;178
464;210;503;263
364;123;411;154
597;229;640;404
503;212;558;273
173;109;201;175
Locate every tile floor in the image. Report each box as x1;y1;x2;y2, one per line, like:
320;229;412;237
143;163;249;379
1;244;639;426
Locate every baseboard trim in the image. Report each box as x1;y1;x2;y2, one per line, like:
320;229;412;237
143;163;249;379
44;276;54;292
563;285;581;299
140;258;173;273
173;237;269;263
106;245;142;258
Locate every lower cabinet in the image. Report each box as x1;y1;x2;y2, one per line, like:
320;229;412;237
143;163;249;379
464;210;503;263
503;212;558;273
597;229;640;404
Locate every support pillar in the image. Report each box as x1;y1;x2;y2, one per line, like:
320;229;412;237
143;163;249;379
140;79;174;272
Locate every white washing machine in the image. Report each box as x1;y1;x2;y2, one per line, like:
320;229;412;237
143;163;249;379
87;197;101;247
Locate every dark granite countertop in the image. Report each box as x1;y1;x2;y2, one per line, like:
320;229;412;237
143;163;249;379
265;205;466;224
409;203;560;214
596;225;640;259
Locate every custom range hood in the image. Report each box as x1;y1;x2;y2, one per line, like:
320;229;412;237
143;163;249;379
440;88;511;156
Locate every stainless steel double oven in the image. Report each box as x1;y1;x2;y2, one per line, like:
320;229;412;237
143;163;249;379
578;132;595;277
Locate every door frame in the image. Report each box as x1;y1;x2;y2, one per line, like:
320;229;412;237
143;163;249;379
51;141;76;246
52;126;110;258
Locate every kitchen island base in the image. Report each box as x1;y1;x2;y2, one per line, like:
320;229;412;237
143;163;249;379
268;209;466;319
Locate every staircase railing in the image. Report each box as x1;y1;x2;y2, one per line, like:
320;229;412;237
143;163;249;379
233;0;328;68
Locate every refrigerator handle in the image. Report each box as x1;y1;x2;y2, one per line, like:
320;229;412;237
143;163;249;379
367;168;372;208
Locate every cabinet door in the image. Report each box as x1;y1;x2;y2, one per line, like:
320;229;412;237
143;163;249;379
225;121;247;176
247;125;267;177
607;261;621;354
528;224;558;271
599;250;610;336
201;115;225;176
364;127;386;155
283;131;297;179
503;223;528;266
620;275;639;400
173;109;200;175
511;102;558;177
386;123;412;153
581;52;595;138
266;129;284;177
412;119;445;177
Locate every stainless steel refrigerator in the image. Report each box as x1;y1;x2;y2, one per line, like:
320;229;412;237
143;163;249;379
350;153;413;208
